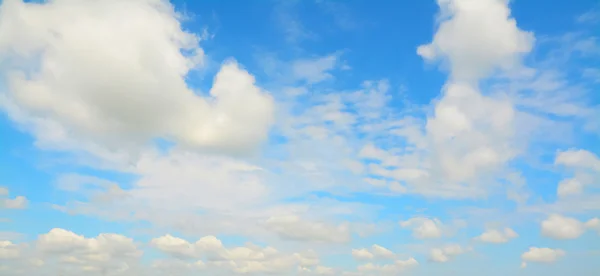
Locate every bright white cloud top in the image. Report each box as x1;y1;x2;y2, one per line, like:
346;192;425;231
0;0;599;275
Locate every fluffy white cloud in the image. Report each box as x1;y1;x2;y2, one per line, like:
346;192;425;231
351;249;374;260
150;234;196;259
557;178;583;197
356;258;418;275
151;234;323;275
1;196;28;210
399;217;443;239
0;0;274;157
553;149;600;198
351;244;395;261
351;0;537;199
2;229;337;276
34;228;141;274
370;244;395;259
521;247;565;266
0;241;20;259
555;149;600;171
585;218;600;234
546;148;600;212
541;214;585;240
0;188;28;210
429;244;467;263
474;228;518;243
417;0;534;80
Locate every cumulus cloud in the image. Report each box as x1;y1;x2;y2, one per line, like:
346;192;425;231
351;244;395;261
1;196;28;210
585;218;600;234
557;178;584;197
417;0;534;80
151;233;324;275
34;228;141;274
474;228;518;243
0;0;595;275
356;257;418;275
0;241;20;259
350;0;538;199
555;149;600;171
0;188;28;210
399;217;444;239
351;248;374;260
1;229;337;276
521;247;565;267
429;244;467;263
0;0;274;157
541;214;585;240
150;234;196;259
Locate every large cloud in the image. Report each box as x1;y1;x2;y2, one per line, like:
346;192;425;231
417;0;534;81
150;234;326;274
1;229;343;276
0;0;274;156
521;247;565;268
35;228;141;275
541;214;586;240
353;0;536;199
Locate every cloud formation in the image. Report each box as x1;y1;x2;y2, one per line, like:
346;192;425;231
0;0;274;157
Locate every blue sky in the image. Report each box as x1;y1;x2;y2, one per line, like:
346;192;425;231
1;0;599;275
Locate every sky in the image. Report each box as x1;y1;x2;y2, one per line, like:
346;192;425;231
0;0;600;275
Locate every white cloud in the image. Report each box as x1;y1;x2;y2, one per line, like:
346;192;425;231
292;54;339;84
313;266;336;275
399;217;443;239
555;149;600;171
150;234;196;259
370;244;395;259
2;229;334;275
585;218;600;234
349;0;538;199
356;258;418;275
0;188;28;210
417;0;534;80
541;214;585;240
557;178;584;197
1;196;28;209
474;227;518;243
429;244;466;263
351;244;395;261
265;215;351;243
131;151;269;211
521;247;565;266
0;0;274;157
0;241;20;259
351;248;374;261
151;233;324;275
35;228;141;274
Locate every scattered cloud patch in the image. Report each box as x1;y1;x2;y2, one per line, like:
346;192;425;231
474;228;518;243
